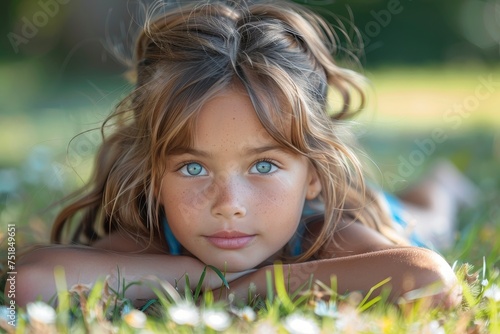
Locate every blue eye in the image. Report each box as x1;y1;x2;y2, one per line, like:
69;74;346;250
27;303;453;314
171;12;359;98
180;162;207;176
250;160;278;174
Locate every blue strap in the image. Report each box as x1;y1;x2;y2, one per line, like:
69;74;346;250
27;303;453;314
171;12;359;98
382;192;428;248
162;216;181;255
288;201;320;257
290;194;429;256
288;223;306;257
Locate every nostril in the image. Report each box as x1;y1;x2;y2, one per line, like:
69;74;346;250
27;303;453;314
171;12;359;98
211;196;247;219
234;207;247;217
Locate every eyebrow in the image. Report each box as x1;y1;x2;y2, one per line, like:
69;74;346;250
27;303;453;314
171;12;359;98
169;145;286;158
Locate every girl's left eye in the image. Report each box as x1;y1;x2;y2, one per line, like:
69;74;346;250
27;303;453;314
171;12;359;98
179;162;208;176
250;160;278;174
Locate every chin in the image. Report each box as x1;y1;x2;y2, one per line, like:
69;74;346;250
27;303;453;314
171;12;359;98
219;261;255;272
207;256;262;273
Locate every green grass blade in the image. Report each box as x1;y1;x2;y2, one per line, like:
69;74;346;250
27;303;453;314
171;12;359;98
357;277;391;312
185;273;193;302
194;267;207;301
273;262;294;312
330;275;338;298
266;270;273;304
143;275;182;304
290;274;314;306
54;266;70;331
150;286;174;306
358;296;382;312
206;265;229;289
139;299;157;312
86;279;104;307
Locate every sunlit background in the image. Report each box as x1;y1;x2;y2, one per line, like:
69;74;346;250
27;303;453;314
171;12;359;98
0;0;499;246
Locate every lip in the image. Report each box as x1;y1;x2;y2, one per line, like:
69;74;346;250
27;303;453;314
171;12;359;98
205;231;255;250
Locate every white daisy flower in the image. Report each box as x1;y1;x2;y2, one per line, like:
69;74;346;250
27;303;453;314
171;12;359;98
484;284;500;302
313;300;338;318
26;301;56;325
426;320;445;334
202;309;232;331
0;305;15;327
123;309;147;329
333;306;361;332
283;314;320;334
251;320;279;334
168;302;200;326
232;306;256;322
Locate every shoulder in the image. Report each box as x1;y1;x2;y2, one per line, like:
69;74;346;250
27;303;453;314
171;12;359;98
92;231;167;254
305;219;397;258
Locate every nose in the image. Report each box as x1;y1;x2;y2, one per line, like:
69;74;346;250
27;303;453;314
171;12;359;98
210;174;247;219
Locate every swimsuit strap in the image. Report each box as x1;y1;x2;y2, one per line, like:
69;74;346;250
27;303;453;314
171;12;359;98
382;192;428;248
162;216;182;255
289;200;324;257
288;224;304;257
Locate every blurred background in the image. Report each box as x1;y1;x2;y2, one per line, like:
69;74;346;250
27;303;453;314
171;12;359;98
0;0;499;252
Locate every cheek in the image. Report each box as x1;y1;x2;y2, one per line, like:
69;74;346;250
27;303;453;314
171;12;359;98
253;176;306;217
162;183;209;227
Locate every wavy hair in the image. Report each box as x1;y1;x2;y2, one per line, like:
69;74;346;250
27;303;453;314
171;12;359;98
52;0;406;260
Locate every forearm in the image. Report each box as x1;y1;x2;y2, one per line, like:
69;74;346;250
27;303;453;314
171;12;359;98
11;245;217;307
224;247;461;308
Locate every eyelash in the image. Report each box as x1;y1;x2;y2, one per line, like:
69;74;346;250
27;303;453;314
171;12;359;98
176;161;207;177
251;158;280;175
253;158;280;171
176;158;280;176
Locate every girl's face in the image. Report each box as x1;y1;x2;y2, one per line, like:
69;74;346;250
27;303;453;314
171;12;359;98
160;87;321;272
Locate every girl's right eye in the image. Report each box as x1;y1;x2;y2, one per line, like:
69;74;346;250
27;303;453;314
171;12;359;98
179;162;207;176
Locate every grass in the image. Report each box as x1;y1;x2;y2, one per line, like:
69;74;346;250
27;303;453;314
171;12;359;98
1;252;499;333
0;65;499;332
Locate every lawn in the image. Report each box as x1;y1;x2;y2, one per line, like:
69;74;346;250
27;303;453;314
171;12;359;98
0;65;499;333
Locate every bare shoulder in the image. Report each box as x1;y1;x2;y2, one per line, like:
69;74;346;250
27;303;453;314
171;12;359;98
92;231;167;254
305;220;398;258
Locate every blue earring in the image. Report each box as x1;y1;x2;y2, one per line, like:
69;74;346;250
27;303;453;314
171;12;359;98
161;215;181;255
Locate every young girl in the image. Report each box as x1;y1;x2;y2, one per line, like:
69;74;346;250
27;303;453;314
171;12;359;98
12;0;463;308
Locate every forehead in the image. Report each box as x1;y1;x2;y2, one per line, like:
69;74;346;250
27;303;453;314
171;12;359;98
165;81;298;159
192;88;278;151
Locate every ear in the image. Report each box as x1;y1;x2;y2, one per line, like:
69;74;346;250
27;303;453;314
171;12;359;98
305;162;322;200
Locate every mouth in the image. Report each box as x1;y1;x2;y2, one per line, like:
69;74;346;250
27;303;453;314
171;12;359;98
205;231;255;250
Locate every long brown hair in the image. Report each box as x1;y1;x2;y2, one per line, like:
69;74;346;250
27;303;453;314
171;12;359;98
52;0;405;259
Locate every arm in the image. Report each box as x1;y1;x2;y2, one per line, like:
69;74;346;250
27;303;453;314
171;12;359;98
11;244;208;307
11;227;248;308
218;247;461;308
216;222;461;308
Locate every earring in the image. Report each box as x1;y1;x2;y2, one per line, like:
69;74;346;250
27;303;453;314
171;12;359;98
161;215;181;255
